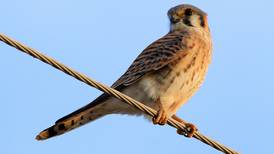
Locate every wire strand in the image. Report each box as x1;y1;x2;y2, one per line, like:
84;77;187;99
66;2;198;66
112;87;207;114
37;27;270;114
0;33;239;154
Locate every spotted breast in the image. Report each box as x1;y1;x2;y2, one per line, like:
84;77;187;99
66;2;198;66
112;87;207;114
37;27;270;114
137;27;212;117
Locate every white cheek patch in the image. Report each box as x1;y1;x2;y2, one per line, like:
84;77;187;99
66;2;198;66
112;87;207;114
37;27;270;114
190;14;202;27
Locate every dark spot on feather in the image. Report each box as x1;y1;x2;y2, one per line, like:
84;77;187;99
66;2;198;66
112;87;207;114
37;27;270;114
80;116;84;120
180;83;185;89
184;53;198;72
189;43;195;49
58;124;65;130
191;72;196;81
48;127;58;136
71;120;75;126
184;63;192;72
169;76;176;85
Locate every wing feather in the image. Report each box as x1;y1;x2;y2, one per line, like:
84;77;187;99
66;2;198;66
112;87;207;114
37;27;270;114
112;30;189;88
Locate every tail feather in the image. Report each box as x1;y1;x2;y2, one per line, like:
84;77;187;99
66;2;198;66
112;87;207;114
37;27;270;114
36;94;110;140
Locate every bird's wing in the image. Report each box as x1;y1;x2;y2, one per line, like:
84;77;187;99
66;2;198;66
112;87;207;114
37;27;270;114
111;30;189;89
36;30;191;140
55;31;189;123
58;30;190;122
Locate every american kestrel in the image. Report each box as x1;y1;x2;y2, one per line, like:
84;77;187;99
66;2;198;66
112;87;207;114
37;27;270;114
36;4;212;140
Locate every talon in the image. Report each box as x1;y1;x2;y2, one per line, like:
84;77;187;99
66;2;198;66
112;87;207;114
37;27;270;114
160;114;168;125
153;109;168;125
152;116;158;125
177;123;197;138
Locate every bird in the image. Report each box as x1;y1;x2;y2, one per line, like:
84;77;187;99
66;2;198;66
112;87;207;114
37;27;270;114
36;4;212;140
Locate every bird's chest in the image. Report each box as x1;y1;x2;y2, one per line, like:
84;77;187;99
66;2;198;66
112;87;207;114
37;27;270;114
138;49;210;108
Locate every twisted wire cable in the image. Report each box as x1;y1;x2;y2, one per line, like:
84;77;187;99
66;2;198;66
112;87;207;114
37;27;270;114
0;33;239;154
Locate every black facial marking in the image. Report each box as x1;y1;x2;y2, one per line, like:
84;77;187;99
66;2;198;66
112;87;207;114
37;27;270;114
71;120;75;126
80;115;84;120
58;123;66;130
185;8;193;16
199;15;205;27
183;17;193;27
171;17;180;24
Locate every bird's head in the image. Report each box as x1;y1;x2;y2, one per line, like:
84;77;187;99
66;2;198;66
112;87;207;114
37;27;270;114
168;4;209;32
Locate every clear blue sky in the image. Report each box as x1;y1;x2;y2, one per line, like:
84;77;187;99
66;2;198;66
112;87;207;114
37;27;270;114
0;1;273;154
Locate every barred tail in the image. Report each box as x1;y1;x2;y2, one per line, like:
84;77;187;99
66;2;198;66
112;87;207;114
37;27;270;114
36;94;110;140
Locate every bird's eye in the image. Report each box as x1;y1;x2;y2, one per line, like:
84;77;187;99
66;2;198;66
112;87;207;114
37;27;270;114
185;9;193;16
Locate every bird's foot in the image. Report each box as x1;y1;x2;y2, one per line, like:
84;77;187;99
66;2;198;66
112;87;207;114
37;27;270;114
152;109;168;125
177;123;197;138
